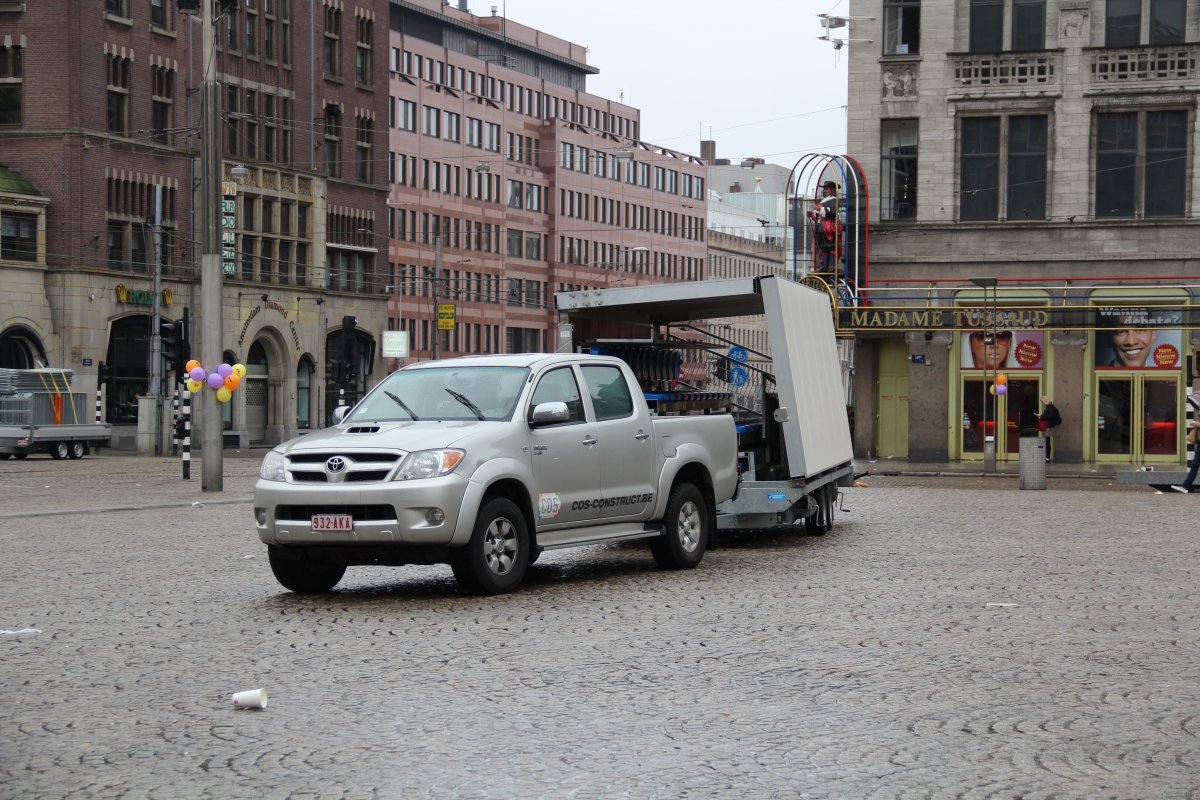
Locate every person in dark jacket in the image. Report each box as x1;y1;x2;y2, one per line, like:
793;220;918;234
1038;396;1062;463
1171;392;1199;494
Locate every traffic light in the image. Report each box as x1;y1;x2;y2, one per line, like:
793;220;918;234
160;320;185;383
712;356;729;383
98;361;114;384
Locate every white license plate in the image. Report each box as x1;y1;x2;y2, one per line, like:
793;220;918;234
311;514;353;531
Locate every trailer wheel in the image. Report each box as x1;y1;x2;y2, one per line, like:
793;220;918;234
650;482;708;570
267;545;346;593
0;453;10;460
450;497;529;595
50;441;69;460
805;484;835;536
69;442;86;459
13;452;27;460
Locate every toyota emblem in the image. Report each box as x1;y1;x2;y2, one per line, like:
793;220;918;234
325;456;347;473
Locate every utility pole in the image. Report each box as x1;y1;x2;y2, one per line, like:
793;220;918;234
150;184;164;456
433;233;441;360
199;0;224;491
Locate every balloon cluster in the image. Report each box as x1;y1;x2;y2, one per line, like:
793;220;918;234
990;373;1009;396
184;359;247;404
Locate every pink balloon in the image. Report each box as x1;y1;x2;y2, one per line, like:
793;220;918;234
189;366;207;382
206;372;225;389
217;363;233;377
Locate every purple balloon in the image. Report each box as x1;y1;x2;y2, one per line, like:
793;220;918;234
217;363;233;377
189;366;207;382
206;372;225;389
996;384;1008;395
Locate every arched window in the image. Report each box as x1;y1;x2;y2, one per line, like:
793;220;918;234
0;325;48;370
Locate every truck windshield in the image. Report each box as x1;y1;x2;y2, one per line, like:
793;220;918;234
346;366;529;423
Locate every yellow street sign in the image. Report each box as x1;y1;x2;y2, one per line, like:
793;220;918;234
437;303;456;330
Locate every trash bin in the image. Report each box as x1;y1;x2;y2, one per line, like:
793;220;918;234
1018;429;1046;490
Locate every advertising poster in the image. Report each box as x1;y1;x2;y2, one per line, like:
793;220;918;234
1094;307;1183;369
960;330;1045;370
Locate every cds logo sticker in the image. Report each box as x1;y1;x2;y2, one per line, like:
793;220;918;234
538;493;562;520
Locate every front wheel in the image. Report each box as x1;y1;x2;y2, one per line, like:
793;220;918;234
267;546;346;593
650;482;708;570
450;497;529;595
50;442;68;460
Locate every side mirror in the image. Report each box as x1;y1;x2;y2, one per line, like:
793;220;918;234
529;401;569;427
332;405;350;424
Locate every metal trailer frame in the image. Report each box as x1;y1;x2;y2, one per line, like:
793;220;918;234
556;275;855;534
0;393;113;458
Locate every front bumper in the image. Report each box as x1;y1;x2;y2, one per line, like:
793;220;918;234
254;473;473;547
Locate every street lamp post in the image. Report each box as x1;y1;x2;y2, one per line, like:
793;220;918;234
971;277;999;474
199;0;224;491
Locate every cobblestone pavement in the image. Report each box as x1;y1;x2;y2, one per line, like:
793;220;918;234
1;456;1197;799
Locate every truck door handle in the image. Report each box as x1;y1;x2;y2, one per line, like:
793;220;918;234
634;430;649;440
582;436;598;447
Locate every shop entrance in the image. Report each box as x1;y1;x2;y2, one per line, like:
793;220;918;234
960;376;1043;460
1094;374;1181;463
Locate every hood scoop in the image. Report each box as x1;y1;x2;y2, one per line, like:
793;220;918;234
346;425;381;434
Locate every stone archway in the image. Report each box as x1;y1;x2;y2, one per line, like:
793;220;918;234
243;328;293;446
0;324;48;369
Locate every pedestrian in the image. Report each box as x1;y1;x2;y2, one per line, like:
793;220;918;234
1170;392;1199;494
1038;395;1062;463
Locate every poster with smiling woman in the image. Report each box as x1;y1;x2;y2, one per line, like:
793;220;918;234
1094;307;1184;369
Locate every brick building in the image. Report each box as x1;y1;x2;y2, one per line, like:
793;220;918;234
0;0;709;450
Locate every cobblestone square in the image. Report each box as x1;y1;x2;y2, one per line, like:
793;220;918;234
1;457;1197;798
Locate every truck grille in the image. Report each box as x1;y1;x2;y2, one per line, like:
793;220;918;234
285;451;404;483
275;504;396;522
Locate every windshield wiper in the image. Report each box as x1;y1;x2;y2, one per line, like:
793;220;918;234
383;390;419;420
444;388;485;420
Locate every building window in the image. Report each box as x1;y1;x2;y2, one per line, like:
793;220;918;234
245;3;258;55
151;65;174;144
0;45;21;126
970;0;1045;52
881;119;918;221
106;53;131;135
1106;0;1185;47
356;115;372;183
960;115;1047;221
105;0;128;18
1007;115;1047;220
356;14;372;85
0;212;37;261
884;0;920;55
1096;109;1186;218
422;105;440;137
324;104;341;178
263;95;277;161
150;0;170;28
226;86;239;155
323;4;341;78
1012;0;1046;50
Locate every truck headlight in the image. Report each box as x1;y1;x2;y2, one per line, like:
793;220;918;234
395;449;464;480
260;450;288;482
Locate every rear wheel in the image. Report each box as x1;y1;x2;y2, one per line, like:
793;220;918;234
69;442;86;459
267;546;346;593
650;482;708;570
451;497;529;595
13;452;28;460
50;442;68;460
805;484;835;536
0;453;10;460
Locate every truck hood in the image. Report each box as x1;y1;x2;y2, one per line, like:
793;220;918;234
275;420;496;454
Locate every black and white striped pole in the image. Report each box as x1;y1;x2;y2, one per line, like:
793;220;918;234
95;383;103;423
171;387;181;452
181;389;192;480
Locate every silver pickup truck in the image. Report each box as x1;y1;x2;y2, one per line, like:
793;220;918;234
255;353;738;594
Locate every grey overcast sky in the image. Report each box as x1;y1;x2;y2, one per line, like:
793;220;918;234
497;0;850;168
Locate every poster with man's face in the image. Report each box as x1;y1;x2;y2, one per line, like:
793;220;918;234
1094;307;1184;369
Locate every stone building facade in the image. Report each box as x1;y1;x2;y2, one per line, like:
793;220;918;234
843;0;1200;466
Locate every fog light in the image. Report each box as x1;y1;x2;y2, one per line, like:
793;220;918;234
255;508;267;525
425;508;445;525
